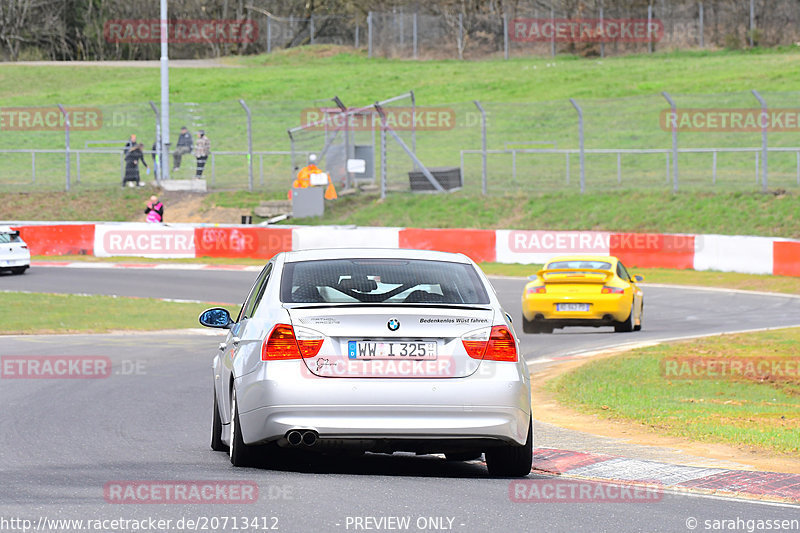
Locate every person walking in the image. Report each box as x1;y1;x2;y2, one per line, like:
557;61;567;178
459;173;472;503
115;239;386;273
144;195;164;223
173;126;193;171
194;130;210;178
123;143;148;187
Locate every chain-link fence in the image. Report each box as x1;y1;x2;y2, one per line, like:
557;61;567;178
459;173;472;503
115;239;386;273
2;90;799;194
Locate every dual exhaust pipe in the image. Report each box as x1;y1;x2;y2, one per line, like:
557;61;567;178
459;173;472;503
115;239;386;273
285;430;318;447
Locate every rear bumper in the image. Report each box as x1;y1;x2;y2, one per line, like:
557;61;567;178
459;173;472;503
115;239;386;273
523;293;630;322
0;257;30;269
235;360;531;448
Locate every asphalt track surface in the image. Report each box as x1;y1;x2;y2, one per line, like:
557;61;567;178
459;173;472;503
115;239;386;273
2;266;799;533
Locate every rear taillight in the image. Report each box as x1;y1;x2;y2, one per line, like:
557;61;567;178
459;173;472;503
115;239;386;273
461;326;517;362
485;326;518;362
601;286;625;294
261;324;323;361
526;285;546;295
462;328;490;358
21;245;28;249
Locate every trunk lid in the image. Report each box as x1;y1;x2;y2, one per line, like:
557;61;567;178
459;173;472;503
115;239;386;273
287;305;495;378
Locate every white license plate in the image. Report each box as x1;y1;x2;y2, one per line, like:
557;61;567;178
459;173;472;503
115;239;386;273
557;303;590;312
348;341;437;360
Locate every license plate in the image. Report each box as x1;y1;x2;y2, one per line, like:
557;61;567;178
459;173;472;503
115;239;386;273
348;341;437;360
557;303;590;312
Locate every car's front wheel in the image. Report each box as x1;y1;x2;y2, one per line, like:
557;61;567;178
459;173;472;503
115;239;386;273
445;451;483;462
229;388;257;467
485;416;532;477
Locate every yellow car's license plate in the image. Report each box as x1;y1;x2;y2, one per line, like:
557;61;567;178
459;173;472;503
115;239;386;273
556;303;590;312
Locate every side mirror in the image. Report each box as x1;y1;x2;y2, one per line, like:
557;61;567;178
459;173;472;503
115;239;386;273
527;275;538;281
199;307;233;329
634;275;644;282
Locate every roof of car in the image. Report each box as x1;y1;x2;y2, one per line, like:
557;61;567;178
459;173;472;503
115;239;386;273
282;248;472;264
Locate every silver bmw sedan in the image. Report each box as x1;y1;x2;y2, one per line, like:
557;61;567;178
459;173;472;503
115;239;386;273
200;248;532;477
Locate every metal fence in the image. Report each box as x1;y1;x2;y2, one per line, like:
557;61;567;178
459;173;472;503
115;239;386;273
239;1;799;60
2;90;799;194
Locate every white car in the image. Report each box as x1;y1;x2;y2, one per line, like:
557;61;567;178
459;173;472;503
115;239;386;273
199;248;533;476
0;226;31;275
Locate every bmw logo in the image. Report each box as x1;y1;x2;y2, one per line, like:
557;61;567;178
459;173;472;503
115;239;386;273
387;318;400;331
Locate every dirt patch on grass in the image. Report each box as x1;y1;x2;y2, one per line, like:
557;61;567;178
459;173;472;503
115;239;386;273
133;192;250;224
532;350;800;474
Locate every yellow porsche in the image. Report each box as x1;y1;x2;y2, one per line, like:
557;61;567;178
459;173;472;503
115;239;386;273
521;255;644;334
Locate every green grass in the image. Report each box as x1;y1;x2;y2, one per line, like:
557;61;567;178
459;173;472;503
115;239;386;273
3;46;800;193
548;328;800;454
7;189;800;239
1;291;216;334
277;190;800;238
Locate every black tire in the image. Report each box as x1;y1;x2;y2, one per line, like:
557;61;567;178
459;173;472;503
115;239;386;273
445;451;483;462
11;266;27;275
210;389;228;452
229;388;258;467
614;304;635;333
522;315;537;334
485;416;532;477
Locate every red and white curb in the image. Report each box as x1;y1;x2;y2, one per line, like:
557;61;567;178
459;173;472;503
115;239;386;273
533;448;800;504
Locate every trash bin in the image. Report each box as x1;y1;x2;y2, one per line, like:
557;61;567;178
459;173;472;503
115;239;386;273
291;186;325;219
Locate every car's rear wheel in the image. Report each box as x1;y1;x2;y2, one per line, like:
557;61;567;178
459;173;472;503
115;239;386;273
614;304;635;333
10;266;27;275
485;416;532;477
229;388;257;467
210;388;228;452
445;451;483;462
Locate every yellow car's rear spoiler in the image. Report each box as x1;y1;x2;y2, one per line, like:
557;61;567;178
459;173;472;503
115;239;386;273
536;268;614;283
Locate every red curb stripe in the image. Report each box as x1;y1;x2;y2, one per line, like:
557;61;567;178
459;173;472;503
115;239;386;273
676;470;800;500
533;448;613;474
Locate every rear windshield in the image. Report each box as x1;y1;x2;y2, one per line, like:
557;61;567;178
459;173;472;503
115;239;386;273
281;259;490;305
0;232;21;244
547;260;612;270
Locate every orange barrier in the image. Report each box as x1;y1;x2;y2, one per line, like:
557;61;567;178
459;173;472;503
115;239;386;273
773;241;800;277
13;224;95;256
610;233;695;270
399;228;496;263
194;227;292;259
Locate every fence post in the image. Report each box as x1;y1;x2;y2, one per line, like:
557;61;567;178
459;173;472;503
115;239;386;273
662;92;679;193
647;3;653;53
267;17;272;53
550;7;555;57
752;89;768;192
57;104;71;191
379;114;387;199
310;15;315;44
149;101;161;181
239;99;254;191
473;100;487;195
698;2;704;48
410;91;417;168
368;12;373;58
749;0;755;47
31;152;35;184
355;24;359;49
599;5;605;58
503;13;509;60
413;12;418;59
458;13;464;60
569;98;586;194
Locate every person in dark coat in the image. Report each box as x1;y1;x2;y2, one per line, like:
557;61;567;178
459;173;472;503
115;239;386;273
123;143;147;187
173;126;193;171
